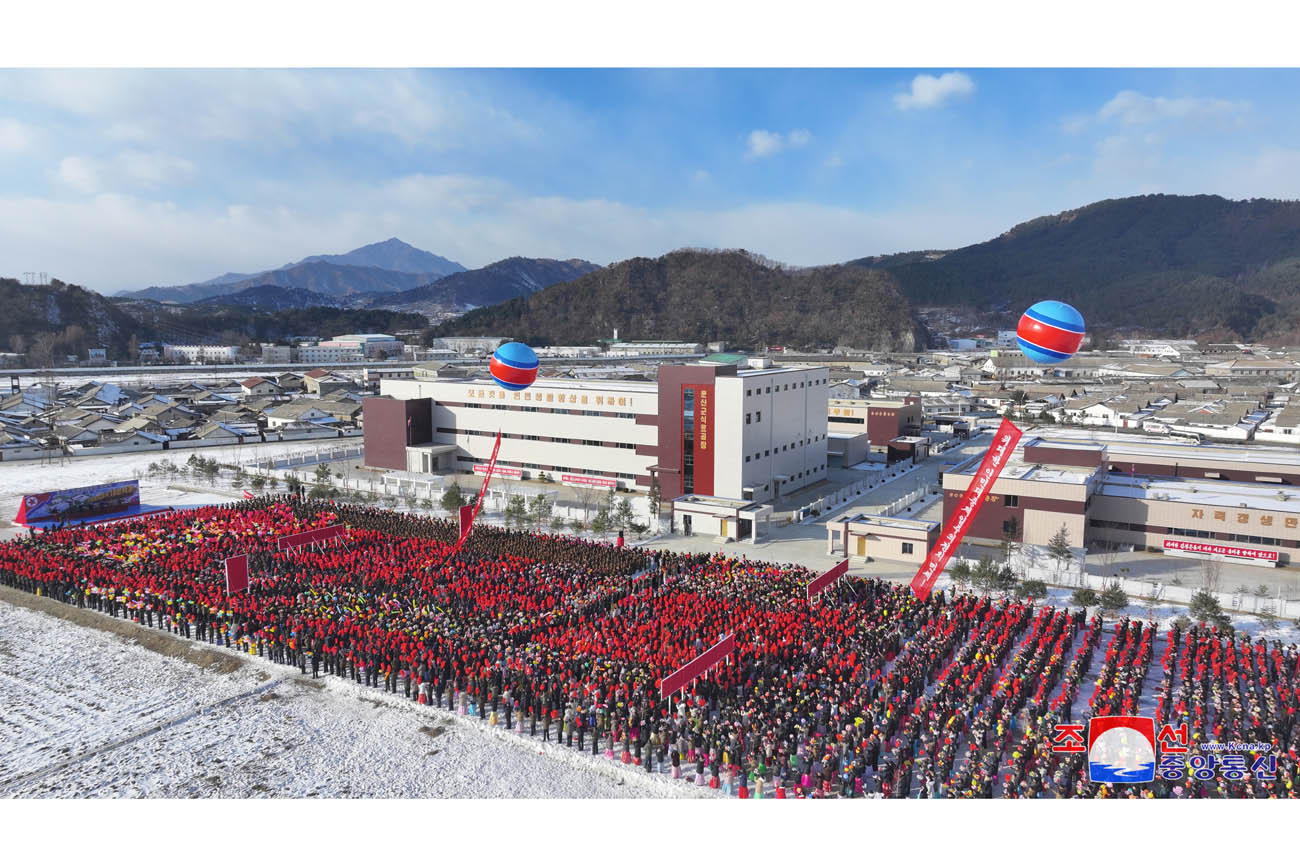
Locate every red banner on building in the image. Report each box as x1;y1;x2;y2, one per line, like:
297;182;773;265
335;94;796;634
224;554;249;594
474;463;522;478
692;384;714;496
560;472;616;489
807;559;849;600
276;523;346;551
1163;539;1278;562
660;633;735;699
910;418;1023;601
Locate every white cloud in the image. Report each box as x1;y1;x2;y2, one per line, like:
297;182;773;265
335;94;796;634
893;71;975;110
54;150;198;195
1097;90;1249;128
744;128;812;160
0;117;33;152
0;170;1029;292
116;150;197;187
824;153;844;169
0;69;536;151
57;156;100;193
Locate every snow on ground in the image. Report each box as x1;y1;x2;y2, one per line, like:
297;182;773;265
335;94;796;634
1036;585;1300;644
0;439;342;528
0;601;709;799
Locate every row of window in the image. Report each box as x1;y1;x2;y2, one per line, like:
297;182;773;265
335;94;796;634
745;377;826;397
453;454;635;480
1092;519;1292;548
830;415;864;425
439;428;637;449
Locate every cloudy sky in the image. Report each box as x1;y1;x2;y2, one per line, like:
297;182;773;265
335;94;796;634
3;67;1300;292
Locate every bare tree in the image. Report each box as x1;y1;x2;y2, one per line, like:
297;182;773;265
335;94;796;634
1199;556;1223;594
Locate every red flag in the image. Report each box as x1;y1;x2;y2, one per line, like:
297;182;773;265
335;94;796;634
242;489;254;500
459;503;475;537
910;417;1023;601
449;430;502;555
224;554;250;594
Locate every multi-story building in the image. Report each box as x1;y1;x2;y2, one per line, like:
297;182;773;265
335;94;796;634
364;362;830;507
162;345;241;364
328;333;405;359
297;344;364;365
942;432;1300;566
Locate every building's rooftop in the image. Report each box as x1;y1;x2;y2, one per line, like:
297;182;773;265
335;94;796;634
841;513;940;531
1099;474;1300;514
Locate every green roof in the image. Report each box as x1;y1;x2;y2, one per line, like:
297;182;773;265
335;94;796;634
703;353;748;364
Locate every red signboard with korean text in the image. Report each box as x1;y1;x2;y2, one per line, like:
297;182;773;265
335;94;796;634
807;559;849;600
691;384;714;496
660;633;735;698
561;473;617;489
910;418;1023;601
1163;539;1278;562
474;463;522;478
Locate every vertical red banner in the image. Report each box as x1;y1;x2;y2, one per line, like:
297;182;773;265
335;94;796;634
224;554;249;594
450;430;502;554
692;384;714;496
459;504;475;538
910;418;1023;601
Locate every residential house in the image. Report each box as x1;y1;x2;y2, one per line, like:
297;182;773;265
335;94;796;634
240;376;282;398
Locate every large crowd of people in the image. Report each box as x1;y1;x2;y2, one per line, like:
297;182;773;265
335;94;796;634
2;494;1296;798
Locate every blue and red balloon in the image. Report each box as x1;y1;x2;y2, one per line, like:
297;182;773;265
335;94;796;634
489;341;539;391
1016;300;1085;364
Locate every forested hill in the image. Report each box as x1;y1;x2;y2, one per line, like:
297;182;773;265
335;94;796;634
0;277;141;363
431;250;927;351
855;194;1300;340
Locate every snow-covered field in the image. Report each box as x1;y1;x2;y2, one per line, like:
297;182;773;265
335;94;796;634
0;600;708;799
0;439;344;529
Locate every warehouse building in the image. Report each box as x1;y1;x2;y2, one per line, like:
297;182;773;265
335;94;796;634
364;361;830;510
942;433;1300;567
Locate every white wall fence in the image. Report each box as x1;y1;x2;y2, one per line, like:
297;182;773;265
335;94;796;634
954;544;1300;620
248;444;364;471
245;461;654;527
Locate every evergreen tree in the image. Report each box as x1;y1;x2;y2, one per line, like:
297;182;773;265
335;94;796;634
505;494;528;530
613;497;635;530
1189;589;1230;628
591;508;612;539
441;482;465;513
1019;578;1047;602
1098;582;1129;617
528;493;552;530
1070;587;1098;607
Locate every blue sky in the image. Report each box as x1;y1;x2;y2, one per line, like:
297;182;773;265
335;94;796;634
2;68;1300;291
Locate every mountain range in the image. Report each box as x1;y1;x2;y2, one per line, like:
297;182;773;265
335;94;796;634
116;238;466;305
432;249;926;351
855;194;1300;341
367;257;601;316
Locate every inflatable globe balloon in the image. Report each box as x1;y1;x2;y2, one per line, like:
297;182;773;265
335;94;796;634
489;341;539;391
1016;300;1085;364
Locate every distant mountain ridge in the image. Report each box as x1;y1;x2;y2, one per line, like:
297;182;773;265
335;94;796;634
296;237;464;276
190;284;339;311
854;194;1300;341
433;249;925;351
369;257;601;315
117;238;465;305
